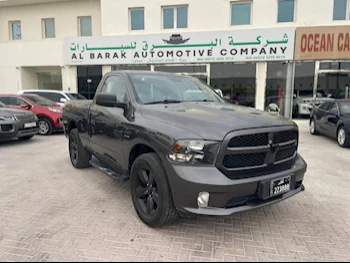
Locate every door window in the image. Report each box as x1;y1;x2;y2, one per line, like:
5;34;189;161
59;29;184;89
3;97;27;106
101;76;127;102
319;102;330;111
46;93;65;103
328;103;339;115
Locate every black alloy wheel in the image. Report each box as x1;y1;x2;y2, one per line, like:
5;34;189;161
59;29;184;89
69;133;79;166
135;169;160;216
131;153;178;227
69;129;91;168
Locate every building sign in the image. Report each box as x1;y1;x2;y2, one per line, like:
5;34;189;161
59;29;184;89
295;26;350;60
64;28;295;65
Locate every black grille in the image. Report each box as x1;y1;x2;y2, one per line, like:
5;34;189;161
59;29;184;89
223;153;266;169
217;128;299;179
279;130;298;143
228;133;268;147
276;146;297;162
1;124;13;132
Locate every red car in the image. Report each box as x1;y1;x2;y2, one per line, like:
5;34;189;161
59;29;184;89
0;94;63;135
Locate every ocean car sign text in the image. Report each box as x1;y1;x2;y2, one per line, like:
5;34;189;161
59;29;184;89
64;28;295;65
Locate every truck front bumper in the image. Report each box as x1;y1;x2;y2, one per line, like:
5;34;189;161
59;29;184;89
164;154;307;216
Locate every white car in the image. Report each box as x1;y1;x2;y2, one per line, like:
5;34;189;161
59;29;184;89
293;90;334;117
18;90;86;107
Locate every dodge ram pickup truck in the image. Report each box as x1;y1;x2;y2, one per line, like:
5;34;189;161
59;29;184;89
63;71;307;227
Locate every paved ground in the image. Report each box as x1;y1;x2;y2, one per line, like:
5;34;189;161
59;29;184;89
0;121;350;262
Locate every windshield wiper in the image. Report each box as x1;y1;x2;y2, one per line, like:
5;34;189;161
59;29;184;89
145;100;182;105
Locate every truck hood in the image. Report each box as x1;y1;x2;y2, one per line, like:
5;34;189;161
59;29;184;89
0;108;33;117
141;102;295;140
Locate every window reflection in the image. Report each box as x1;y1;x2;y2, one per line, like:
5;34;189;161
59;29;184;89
210;63;256;107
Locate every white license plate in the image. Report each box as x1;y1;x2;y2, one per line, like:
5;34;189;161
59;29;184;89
24;122;37;128
270;176;291;197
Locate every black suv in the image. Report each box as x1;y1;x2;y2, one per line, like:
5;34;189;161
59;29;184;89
63;71;307;227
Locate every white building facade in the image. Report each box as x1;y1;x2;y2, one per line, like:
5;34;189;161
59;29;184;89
1;0;350;117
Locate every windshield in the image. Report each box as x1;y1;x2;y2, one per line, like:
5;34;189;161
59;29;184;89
65;93;87;100
129;73;224;104
22;94;57;107
339;102;350;114
0;102;7;108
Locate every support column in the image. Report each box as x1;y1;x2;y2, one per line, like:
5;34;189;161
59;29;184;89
284;62;295;119
255;62;267;111
61;66;77;93
102;66;112;76
313;61;320;107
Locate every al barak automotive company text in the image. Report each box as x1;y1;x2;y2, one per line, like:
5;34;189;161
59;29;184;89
64;28;295;65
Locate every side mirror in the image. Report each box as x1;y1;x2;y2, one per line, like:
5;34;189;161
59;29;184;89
21;104;31;109
60;98;68;103
95;93;126;109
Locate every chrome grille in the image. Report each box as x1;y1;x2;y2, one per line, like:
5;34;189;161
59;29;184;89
216;127;299;179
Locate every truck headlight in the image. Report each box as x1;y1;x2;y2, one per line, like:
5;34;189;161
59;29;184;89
0;116;16;121
168;140;221;165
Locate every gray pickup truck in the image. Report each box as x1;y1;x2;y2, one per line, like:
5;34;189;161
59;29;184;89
63;71;307;227
0;102;39;141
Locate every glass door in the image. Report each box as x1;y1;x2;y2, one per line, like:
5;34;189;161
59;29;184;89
77;66;103;99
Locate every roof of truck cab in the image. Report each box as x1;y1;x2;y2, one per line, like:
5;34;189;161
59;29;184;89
109;70;193;77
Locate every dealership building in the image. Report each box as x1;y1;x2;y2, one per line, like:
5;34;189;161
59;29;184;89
1;0;350;118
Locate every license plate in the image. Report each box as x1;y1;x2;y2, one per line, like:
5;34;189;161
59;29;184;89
270;176;291;197
24;122;37;128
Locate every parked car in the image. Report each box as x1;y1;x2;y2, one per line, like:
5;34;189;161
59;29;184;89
0;101;39;141
310;100;350;147
18;90;87;107
63;71;307;227
0;94;63;135
293;90;334;117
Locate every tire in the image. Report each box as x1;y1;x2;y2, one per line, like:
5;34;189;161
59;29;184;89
310;118;319;135
131;153;178;227
337;126;350;148
19;135;34;141
38;118;53;135
69;128;91;168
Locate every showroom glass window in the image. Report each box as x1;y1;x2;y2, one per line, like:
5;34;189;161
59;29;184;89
333;0;348;20
130;8;145;30
43;19;55;38
211;63;256;108
163;6;188;29
37;72;63;90
265;62;294;117
10;21;21;40
277;0;295;23
79;17;92;37
318;62;350;99
231;2;252;25
294;62;315;98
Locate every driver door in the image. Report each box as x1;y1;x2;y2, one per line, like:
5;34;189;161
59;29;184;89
89;74;129;173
